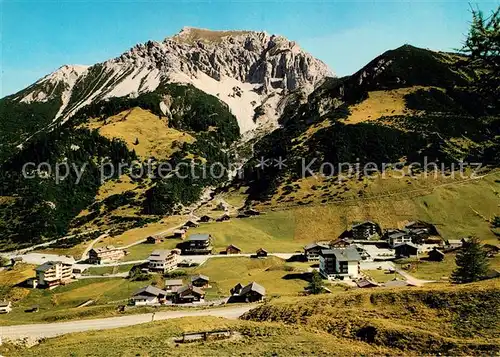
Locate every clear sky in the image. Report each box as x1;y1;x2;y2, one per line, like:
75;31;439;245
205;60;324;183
1;0;499;97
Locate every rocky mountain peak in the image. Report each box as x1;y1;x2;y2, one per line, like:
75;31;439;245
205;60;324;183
7;28;334;134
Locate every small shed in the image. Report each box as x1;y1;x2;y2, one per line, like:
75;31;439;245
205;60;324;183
225;244;242;255
244;209;261;216
255;248;268;258
173;229;186;239
199;215;212;223
184;220;200;228
428;247;445;262
216;214;231;222
147;236;163;244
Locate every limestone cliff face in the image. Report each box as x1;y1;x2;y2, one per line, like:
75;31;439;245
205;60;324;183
8;27;334;134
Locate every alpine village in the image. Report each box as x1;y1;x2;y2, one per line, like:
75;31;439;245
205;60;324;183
0;4;499;356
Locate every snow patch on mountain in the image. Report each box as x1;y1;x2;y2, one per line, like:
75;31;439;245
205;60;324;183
103;65;162;99
18;65;88;105
169;70;264;132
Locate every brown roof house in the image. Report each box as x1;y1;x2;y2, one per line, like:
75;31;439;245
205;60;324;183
146;236;164;244
131;285;167;306
330;239;351;248
255;248;268;258
191;274;210;288
173;285;205;304
88;246;125;264
225;244;242;255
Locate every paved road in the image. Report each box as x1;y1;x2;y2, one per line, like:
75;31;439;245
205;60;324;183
77;272;129;279
395;268;434;286
0;305;256;341
1;229;101;257
2;252;76;265
359;261;394;271
78;233;109;262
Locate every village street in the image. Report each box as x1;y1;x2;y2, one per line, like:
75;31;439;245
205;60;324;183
0;251;296;269
1;250;422;283
0;304;256;341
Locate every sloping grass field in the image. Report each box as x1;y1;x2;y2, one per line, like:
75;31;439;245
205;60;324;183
0;274;162;325
242;279;500;356
189;257;308;298
0;317;395;357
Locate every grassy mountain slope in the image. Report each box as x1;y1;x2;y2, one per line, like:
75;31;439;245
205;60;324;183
81;107;195;160
242;279;500;355
241;45;500;204
0;83;240;250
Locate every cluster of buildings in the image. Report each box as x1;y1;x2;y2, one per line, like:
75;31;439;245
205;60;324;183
228;282;266;302
148;229;269;258
128;274;210;305
130;274;266;305
304;220;449;281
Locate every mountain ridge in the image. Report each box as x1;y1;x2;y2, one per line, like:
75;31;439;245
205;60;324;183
2;27;332;143
1;40;498;251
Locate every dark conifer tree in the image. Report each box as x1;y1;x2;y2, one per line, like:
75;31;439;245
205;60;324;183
451;237;489;283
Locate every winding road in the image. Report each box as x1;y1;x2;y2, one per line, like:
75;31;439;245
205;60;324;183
0;305;256;341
